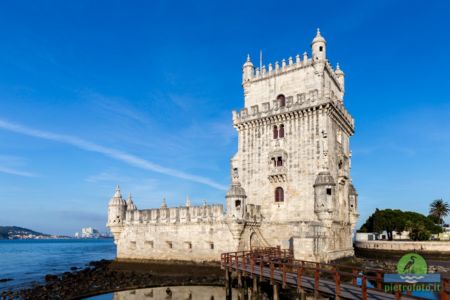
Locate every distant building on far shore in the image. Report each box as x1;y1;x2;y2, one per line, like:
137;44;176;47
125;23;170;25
74;227;111;238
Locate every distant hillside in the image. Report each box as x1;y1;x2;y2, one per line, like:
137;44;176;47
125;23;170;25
0;226;49;239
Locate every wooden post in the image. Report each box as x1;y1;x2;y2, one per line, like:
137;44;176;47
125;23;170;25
352;269;357;285
362;276;367;300
440;278;449;300
282;264;287;288
376;271;382;290
253;276;258;293
314;262;320;296
225;268;232;300
259;258;263;281
270;262;275;285
250;256;254;277
243;254;246;276
238;271;243;289
235;253;238;270
273;283;279;300
334;267;340;299
395;284;401;300
297;266;303;292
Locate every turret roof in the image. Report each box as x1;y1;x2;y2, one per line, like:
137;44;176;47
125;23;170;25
312;28;326;44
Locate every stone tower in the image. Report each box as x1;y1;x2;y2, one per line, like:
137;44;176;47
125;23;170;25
107;185;127;242
230;29;359;261
106;30;358;263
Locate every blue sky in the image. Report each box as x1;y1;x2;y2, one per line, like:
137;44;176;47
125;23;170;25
0;1;449;235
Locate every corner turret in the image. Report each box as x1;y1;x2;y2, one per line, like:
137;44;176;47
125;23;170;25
311;28;326;61
335;63;345;91
313;172;336;226
242;54;254;84
107;185;127;242
126;193;137;211
226;168;247;221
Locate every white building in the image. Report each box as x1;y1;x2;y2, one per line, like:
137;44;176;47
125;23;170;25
107;30;359;263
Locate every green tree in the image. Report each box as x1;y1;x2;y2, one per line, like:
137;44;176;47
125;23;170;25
408;223;431;241
359;209;442;241
429;199;449;227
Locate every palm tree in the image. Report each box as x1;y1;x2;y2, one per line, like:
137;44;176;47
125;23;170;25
429;199;450;227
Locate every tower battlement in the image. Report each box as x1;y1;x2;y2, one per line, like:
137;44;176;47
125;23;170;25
232;91;354;131
125;204;225;225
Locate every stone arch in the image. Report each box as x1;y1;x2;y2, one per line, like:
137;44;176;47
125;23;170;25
250;231;262;249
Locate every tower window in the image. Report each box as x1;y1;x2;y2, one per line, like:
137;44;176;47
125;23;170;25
279;124;285;138
277;156;283;167
273;125;278;139
319;46;323;52
235;200;241;208
271;157;276;167
277;94;286;107
275;187;284;202
326;188;332;195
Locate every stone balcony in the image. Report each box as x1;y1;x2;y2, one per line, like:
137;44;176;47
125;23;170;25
268;166;287;183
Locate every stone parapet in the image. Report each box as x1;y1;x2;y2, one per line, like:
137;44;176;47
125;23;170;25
233;98;354;130
125;204;225;225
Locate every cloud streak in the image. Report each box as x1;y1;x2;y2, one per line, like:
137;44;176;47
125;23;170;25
0;166;35;177
0;118;227;190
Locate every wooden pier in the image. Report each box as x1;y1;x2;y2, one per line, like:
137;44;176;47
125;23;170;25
221;247;449;300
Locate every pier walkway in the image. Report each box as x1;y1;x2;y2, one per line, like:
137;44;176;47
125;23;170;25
221;247;449;300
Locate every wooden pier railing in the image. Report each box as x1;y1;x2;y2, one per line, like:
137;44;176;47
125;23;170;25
221;247;449;300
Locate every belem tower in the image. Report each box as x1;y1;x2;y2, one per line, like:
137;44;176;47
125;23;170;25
107;29;359;263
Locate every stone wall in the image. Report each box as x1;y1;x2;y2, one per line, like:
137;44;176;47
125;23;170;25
116;221;235;261
355;241;450;253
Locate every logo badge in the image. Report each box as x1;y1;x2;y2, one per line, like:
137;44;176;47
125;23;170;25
384;252;441;292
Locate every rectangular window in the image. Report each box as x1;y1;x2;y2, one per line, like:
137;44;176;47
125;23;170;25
277;156;283;167
326;188;332;195
145;241;154;248
210;243;214;250
166;241;173;249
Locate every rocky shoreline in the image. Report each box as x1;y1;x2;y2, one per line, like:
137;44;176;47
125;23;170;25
1;259;224;300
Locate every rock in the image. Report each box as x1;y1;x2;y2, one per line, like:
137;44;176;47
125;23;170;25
70;266;78;271
0;278;13;283
45;274;58;282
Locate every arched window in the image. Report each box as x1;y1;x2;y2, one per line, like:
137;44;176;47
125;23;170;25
275;187;284;202
279;124;285;138
277;94;286;107
273;125;278;139
276;156;283;167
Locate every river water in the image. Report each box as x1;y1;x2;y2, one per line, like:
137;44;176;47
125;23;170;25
0;239;116;292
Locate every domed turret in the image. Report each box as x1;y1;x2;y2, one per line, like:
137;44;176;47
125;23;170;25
107;185;127;242
126;193;137;211
242;54;254;83
335;63;345;91
226;168;247;221
311;28;327;61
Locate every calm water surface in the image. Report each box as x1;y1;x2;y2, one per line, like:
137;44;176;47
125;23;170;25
0;239;115;291
85;286;240;300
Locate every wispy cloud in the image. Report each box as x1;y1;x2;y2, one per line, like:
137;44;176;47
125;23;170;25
0;118;227;190
0;166;35;177
82;91;151;125
0;154;36;177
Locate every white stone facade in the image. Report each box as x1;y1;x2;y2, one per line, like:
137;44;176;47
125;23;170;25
107;29;359;263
